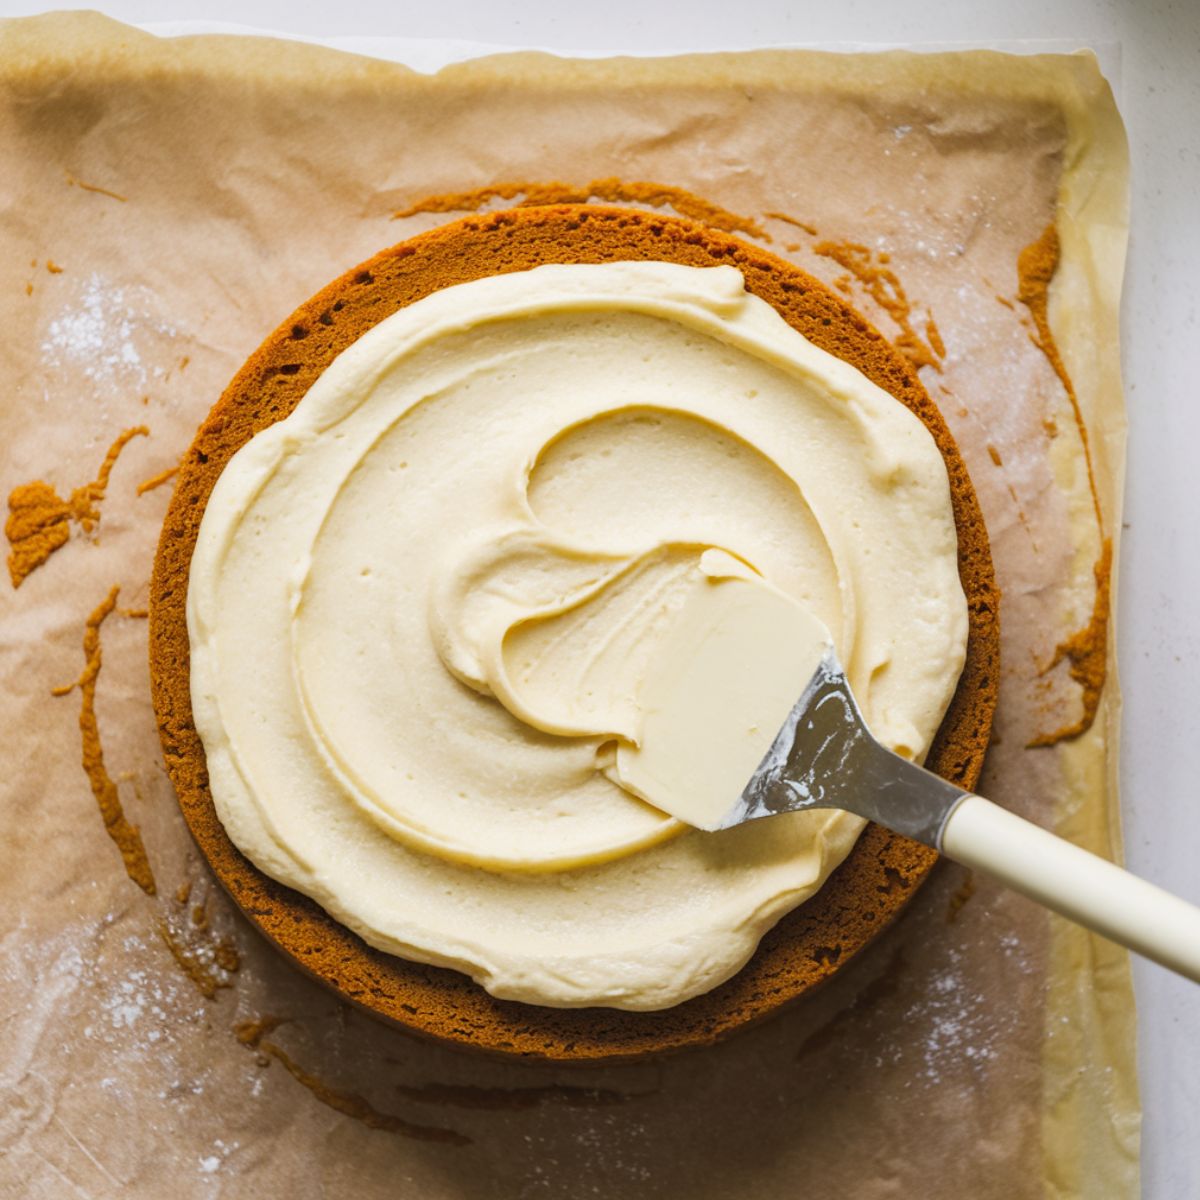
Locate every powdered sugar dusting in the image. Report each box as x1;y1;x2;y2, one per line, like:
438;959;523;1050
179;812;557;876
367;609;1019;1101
0;912;262;1188
41;272;177;388
516;1113;655;1195
198;1139;237;1175
904;929;1035;1086
908;949;1001;1082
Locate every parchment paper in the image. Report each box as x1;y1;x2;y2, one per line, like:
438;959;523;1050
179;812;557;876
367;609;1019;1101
0;13;1134;1198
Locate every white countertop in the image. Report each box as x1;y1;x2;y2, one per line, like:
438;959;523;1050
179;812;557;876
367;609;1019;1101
3;2;1197;1196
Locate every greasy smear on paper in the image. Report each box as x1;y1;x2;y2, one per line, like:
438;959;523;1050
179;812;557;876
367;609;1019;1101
1017;225;1111;748
50;585;157;894
393;1078;636;1112
6;426;148;588
234;1018;470;1145
794;947;910;1064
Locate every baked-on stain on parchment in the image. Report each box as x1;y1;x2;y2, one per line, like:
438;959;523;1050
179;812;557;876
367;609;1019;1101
946;871;977;923
6;426;148;588
936;381;1041;553
136;464;179;496
66;172;128;203
48;581;244;989
394;183;954;379
764;210;818;237
1027;541;1113;748
393;178;772;242
810;240;945;373
157;918;240;1000
234;1018;470;1145
50;585;157;895
159;874;242;999
1017;225;1111;748
44;585;485;1141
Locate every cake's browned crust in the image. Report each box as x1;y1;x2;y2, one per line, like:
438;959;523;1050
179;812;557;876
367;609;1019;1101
149;206;999;1064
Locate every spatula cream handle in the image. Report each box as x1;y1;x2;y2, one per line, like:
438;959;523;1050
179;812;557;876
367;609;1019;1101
939;794;1200;983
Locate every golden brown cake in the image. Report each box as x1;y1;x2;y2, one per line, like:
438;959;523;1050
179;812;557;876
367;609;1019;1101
149;204;999;1063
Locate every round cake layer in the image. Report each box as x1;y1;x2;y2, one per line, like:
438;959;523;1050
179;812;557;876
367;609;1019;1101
150;205;999;1062
186;260;970;1009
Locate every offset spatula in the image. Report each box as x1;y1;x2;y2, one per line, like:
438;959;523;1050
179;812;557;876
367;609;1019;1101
616;572;1200;983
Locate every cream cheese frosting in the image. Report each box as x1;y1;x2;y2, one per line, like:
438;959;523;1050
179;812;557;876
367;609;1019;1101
188;260;968;1010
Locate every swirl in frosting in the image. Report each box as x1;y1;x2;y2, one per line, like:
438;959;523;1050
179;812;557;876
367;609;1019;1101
188;261;967;1010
